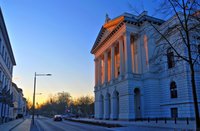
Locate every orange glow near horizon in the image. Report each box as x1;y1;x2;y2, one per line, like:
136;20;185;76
23;90;94;106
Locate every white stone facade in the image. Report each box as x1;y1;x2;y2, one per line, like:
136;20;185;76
0;8;16;122
91;11;200;120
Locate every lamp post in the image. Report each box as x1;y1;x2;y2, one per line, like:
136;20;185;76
32;72;51;125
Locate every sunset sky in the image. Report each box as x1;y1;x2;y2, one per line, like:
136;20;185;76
0;0;160;104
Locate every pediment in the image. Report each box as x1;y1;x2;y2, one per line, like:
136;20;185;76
101;16;124;42
91;12;165;54
91;16;124;52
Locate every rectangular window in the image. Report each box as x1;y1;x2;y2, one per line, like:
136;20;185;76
171;89;177;98
2;46;4;58
170;81;177;98
171;108;178;118
167;52;175;68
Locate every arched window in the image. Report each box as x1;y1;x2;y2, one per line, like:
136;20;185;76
170;81;177;98
167;48;175;68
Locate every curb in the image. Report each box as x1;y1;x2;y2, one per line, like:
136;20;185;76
9;119;25;131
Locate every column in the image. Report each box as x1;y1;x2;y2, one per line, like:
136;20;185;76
104;97;108;119
104;51;108;85
94;59;98;87
118;39;124;80
124;31;132;78
137;35;142;73
98;58;102;86
111;45;115;83
111;95;117;120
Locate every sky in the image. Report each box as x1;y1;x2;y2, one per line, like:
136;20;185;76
0;0;160;104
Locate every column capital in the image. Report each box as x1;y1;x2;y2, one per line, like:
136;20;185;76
117;37;123;43
94;58;98;62
111;44;116;48
104;50;108;55
123;31;131;36
94;57;101;62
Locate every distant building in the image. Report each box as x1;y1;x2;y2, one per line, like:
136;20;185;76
12;83;26;119
0;8;16;122
91;11;200;120
12;82;19;119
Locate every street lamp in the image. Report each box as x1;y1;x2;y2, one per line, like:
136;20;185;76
32;72;51;125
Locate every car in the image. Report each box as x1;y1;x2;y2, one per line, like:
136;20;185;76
54;115;62;121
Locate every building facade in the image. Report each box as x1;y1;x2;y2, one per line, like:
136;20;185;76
91;11;200;120
12;83;26;119
0;8;16;122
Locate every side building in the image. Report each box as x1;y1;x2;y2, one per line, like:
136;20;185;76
91;11;200;120
12;83;27;119
0;8;16;123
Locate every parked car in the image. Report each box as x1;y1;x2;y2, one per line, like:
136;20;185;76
16;114;23;119
54;115;62;121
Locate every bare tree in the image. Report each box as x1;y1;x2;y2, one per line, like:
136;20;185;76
149;0;200;129
69;96;94;117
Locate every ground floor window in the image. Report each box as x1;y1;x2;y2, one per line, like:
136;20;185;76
171;108;178;118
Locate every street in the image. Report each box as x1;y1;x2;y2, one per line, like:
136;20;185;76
1;116;195;131
23;117;111;131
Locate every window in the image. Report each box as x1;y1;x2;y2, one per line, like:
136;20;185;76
5;52;7;61
2;46;4;58
170;81;177;98
198;44;200;54
171;108;178;118
167;48;175;68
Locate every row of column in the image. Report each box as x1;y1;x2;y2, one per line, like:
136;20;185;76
98;92;119;120
95;32;133;86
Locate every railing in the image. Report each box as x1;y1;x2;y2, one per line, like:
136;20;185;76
134;117;194;125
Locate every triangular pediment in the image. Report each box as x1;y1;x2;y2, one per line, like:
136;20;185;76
91;12;165;54
91;16;124;53
100;16;124;42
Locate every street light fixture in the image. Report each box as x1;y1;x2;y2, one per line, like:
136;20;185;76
32;72;51;125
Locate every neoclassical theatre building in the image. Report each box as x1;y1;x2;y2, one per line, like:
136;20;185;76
90;11;200;120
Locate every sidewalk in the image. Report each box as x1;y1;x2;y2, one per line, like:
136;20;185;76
0;118;24;131
11;118;38;131
69;118;196;130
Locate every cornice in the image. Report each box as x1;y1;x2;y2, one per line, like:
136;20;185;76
91;13;164;55
0;8;16;65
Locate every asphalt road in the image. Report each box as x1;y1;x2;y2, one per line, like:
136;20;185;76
35;117;112;131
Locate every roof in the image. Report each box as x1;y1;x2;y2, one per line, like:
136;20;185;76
90;11;165;54
12;82;23;94
0;8;16;65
